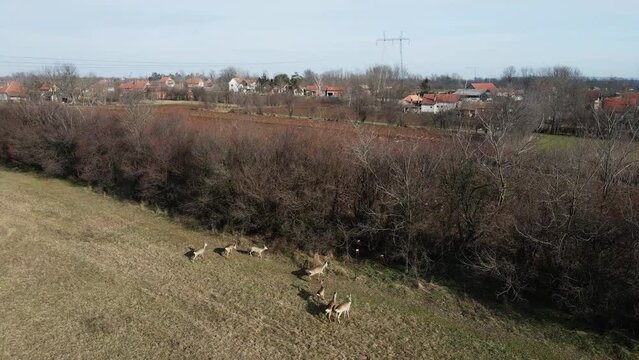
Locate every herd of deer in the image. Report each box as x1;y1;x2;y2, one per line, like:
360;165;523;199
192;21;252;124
189;241;352;323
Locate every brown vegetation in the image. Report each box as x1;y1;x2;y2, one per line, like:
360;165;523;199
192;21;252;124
1;99;639;334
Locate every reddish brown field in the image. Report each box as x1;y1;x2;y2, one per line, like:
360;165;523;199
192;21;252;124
96;102;446;144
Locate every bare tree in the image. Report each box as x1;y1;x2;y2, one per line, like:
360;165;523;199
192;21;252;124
43;63;79;103
284;92;296;118
468;98;541;208
501;66;517;86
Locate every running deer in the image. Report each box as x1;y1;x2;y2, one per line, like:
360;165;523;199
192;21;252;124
191;243;208;262
315;280;325;301
333;294;352;323
324;292;338;321
249;245;268;258
306;261;328;280
223;243;237;257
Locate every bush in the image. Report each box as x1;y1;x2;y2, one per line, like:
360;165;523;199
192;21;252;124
2;102;639;331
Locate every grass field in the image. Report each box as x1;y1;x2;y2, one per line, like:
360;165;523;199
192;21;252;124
535;134;587;151
0;169;635;359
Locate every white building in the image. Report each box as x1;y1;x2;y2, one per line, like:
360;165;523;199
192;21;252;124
229;78;257;93
420;93;460;113
158;76;176;88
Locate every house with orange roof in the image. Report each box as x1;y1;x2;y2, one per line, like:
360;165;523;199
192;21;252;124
402;94;422;104
158;76;175;88
602;97;628;112
601;93;639;113
623;92;639;108
118;79;149;92
421;93;460;113
185;77;204;88
0;81;27;101
39;82;60;101
468;82;497;93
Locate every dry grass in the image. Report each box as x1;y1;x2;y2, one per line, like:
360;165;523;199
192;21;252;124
0;169;632;359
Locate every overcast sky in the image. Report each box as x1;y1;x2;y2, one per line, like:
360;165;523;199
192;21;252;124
2;0;638;78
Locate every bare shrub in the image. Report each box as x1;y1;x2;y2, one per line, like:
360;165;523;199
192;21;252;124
3;102;639;330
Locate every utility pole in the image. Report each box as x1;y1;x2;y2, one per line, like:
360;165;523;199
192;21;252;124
376;31;410;78
465;66;478;81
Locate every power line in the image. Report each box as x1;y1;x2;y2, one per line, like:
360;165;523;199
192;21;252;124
0;55;321;67
376;32;410;77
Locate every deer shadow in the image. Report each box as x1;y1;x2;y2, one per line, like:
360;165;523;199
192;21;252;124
291;268;309;280
184;247;196;260
213;248;226;257
293;285;325;317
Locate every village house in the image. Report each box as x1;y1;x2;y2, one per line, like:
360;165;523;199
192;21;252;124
459;101;489;117
39;82;60;102
146;76;178;99
420;93;460;113
228;78;257;93
402;94;421;104
146;83;168;100
623;92;639;109
400;94;422;112
158;76;176;87
602;93;639;113
0;81;27;101
185;77;204;88
303;85;344;97
468;82;497;94
118;79;149;92
453;88;489;102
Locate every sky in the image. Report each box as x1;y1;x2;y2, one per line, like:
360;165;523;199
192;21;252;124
2;0;638;79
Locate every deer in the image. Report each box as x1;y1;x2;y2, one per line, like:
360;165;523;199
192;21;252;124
223;243;237;257
191;243;208;262
315;280;326;301
249;244;268;258
333;294;352;323
306;261;328;280
324;292;338;321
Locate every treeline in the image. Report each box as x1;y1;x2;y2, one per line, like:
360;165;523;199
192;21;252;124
1;100;639;332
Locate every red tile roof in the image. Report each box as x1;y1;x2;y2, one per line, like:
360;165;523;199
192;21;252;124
436;94;460;103
231;78;256;85
159;76;171;83
471;83;497;92
118;80;148;91
421;93;460;104
402;94;421;103
0;81;27;97
603;98;629;112
422;93;436;105
186;77;202;85
623;92;639;107
40;82;50;91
